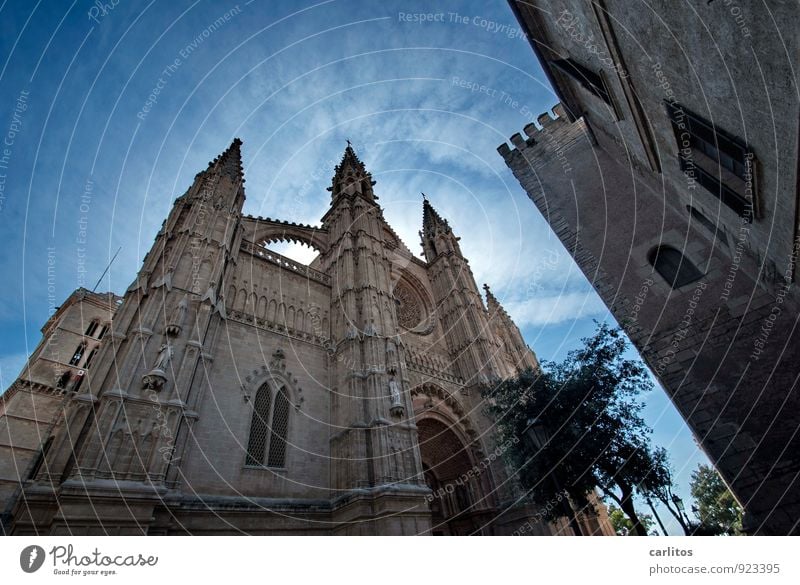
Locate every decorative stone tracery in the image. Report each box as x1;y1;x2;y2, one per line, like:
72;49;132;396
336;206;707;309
393;280;422;329
240;349;304;412
391;273;435;335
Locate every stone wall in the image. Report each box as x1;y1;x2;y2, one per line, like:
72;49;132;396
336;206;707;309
500;105;800;534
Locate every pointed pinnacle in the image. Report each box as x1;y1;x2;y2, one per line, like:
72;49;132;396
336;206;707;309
483;283;498;304
422;194;448;234
208;137;244;180
336;140;365;171
484;284;509;316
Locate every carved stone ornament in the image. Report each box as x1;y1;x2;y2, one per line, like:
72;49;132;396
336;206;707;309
142;369;167;391
388;375;404;418
393;280;422;330
142;343;173;390
166;294;189;337
153;343;173;370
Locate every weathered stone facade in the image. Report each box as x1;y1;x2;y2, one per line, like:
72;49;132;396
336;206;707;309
503;0;800;534
1;140;613;535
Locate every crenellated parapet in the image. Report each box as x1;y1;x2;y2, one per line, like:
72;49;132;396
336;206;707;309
497;103;589;174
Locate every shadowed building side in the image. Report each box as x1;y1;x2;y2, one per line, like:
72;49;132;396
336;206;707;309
503;0;800;534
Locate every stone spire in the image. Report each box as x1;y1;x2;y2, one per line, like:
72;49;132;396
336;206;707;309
483;284;540;374
483;283;505;315
174;137;247;214
201;137;244;183
422;193;449;235
327;141;376;201
420;195;460;263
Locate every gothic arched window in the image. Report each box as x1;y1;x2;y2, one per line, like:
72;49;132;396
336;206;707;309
245;383;290;468
648;245;703;288
72;370;84;393
84;347;98;369
267;387;290;468
85;320;99;337
56;370;71;389
69;343;86;366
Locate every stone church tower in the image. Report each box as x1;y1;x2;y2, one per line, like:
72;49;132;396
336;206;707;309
0;140;612;535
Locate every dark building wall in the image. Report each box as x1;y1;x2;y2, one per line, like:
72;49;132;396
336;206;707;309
503;0;800;534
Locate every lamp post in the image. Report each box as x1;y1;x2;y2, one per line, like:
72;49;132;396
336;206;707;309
524;417;584;536
645;496;668;536
671;493;691;533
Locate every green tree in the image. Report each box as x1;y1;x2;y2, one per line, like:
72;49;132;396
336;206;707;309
482;322;671;536
690;464;743;535
638;447;692;534
608;504;657;536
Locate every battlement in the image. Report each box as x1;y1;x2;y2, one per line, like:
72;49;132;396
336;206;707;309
496;103;587;164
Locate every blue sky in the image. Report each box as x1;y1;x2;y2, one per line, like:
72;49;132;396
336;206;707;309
0;0;709;534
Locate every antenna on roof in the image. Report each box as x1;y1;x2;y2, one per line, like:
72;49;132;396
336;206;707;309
92;246;122;292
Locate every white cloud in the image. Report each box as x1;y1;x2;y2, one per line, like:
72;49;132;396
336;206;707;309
505;291;609;327
266;241;320;265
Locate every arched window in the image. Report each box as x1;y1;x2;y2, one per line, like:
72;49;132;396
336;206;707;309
245;383;291;468
97;324;108;340
56;370;71;389
72;371;84;393
84;347;98;369
69;343;86;366
245;384;272;466
85;320;99;337
648;245;703;288
267;387;290;468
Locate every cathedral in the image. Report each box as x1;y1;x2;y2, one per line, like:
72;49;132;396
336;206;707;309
0;139;611;535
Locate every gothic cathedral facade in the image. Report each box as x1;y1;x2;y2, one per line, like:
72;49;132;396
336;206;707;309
1;140;611;535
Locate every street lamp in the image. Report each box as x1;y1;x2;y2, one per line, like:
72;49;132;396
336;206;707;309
671;493;684;513
523;417;584;536
524;417;550;451
645;496;668;536
672;493;692;529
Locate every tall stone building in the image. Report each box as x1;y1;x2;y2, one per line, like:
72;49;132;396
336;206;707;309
501;0;800;534
0;139;612;535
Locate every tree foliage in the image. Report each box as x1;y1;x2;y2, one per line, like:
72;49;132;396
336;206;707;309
482;322;671;536
608;504;657;536
690;464;743;535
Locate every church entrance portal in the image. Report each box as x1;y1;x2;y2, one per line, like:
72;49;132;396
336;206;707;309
417;417;493;535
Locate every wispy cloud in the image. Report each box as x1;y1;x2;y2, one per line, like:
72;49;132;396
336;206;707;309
0;0;710;514
506;291;609;327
